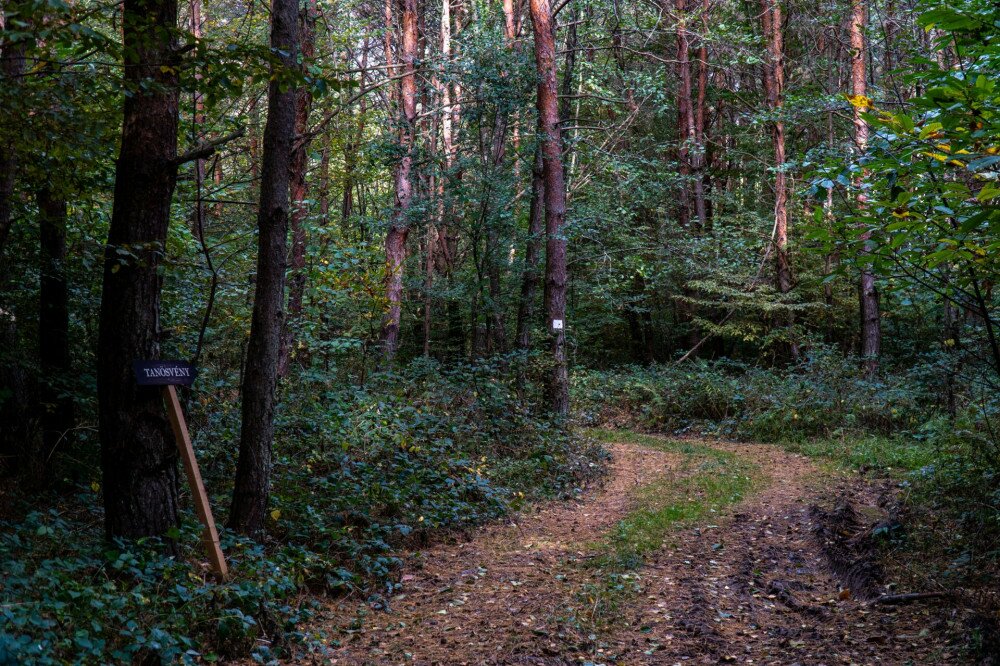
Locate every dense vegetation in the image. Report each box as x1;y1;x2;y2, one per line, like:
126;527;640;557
0;0;998;661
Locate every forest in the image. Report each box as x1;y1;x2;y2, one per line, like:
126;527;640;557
0;0;998;662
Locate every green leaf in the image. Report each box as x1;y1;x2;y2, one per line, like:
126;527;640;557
966;155;1000;172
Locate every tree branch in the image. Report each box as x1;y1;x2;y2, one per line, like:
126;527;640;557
174;128;246;166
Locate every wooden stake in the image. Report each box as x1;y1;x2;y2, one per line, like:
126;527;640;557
163;385;229;579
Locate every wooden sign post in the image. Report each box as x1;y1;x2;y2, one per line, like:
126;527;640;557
133;360;228;579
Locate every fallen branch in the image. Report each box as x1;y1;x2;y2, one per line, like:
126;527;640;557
870;591;955;606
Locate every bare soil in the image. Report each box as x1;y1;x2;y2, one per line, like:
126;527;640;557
302;437;973;665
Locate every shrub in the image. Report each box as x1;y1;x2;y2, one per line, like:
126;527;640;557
573;347;930;442
0;356;605;664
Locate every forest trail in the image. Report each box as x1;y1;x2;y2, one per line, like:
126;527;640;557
308;436;963;665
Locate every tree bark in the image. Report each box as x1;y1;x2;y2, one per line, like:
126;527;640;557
692;0;709;229
851;0;880;375
675;0;694;229
381;0;418;360
188;0;206;239
280;0;317;377
529;0;569;416
37;187;73;466
98;0;182;539
229;0;298;535
516;144;545;350
761;0;796;357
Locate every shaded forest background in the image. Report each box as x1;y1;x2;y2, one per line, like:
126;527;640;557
1;0;999;661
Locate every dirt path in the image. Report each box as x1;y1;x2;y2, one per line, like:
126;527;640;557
307;436;966;665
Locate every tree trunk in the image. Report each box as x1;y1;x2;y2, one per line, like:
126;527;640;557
188;0;206;239
529;0;569;416
279;0;317;377
692;0;709;229
761;0;796;357
0;7;24;260
98;0;182;539
0;5;33;478
229;0;298;535
675;0;694;229
516;144;545;350
381;0;418;360
851;0;880;375
37;187;73;467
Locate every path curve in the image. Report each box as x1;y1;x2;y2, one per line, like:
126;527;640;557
313;442;681;665
305;437;965;665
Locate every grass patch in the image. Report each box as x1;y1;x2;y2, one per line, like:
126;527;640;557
577;429;764;627
780;434;936;476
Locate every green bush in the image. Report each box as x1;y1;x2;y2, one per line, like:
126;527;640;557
573;347;929;442
0;501;318;665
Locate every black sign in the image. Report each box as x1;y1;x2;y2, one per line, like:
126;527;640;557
133;360;196;386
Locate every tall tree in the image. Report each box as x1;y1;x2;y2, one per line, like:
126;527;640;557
381;0;419;360
37;186;73;467
675;0;695;229
229;0;299;534
692;0;710;228
760;0;796;356
97;0;183;538
0;2;34;478
851;0;880;375
529;0;570;415
516;145;545;350
280;0;318;376
0;4;24;259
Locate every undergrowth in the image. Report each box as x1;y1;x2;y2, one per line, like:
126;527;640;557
0;357;605;664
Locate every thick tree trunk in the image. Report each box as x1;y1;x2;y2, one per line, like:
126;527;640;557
279;0;317;377
851;0;880;375
529;0;569;416
37;188;73;465
98;0;182;539
516;145;545;350
229;0;298;535
381;0;418;360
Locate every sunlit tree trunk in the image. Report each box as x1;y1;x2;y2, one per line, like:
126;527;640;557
381;0;418;360
98;0;182;538
529;0;569;415
229;0;298;535
851;0;880;375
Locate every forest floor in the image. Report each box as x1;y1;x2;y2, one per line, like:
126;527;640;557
301;433;973;665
